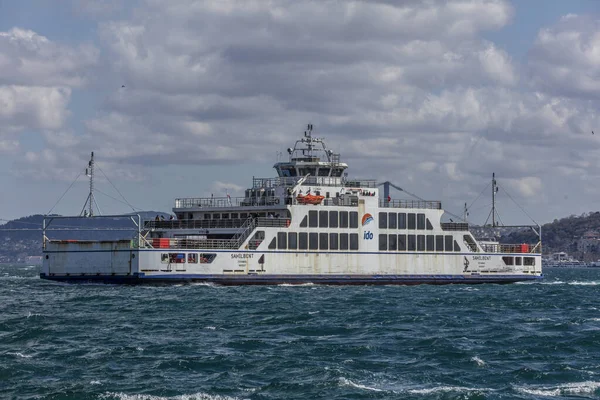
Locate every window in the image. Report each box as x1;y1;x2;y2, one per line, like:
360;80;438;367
389;234;397;251
340;211;349;228
268;238;276;249
319;211;328;228
515;257;522;266
329;211;338;228
398;213;406;229
161;253;169;264
300;215;308;228
398;235;407;251
417;214;425;230
213;213;221;219
426;235;434;252
408;213;416;229
350;233;359;250
445;235;453;252
379;234;387;251
524;257;535;266
309;233;318;250
388;213;397;229
277;232;287;249
203;214;211;220
188;253;198;263
199;254;216;263
231;213;239;219
503;256;514;265
222;213;229;219
240;213;248;219
436;235;444;252
379;212;387;229
309;211;318;227
350;212;359;228
329;233;338;250
417;235;425;251
426;219;433;230
288;232;298;250
299;233;308;250
453;241;461;252
169;253;186;263
340;233;349;250
319;233;328;250
408;235;416;251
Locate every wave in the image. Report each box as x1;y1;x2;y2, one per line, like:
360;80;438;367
407;385;487;395
471;356;486;366
516;381;600;397
338;377;383;392
7;352;32;358
99;392;240;400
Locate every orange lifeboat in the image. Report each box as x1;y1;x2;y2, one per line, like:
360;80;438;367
296;194;325;205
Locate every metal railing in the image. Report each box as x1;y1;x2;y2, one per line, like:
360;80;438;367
480;243;540;254
251;176;376;189
379;200;442;210
441;222;469;231
174;196;283;208
144;217;291;230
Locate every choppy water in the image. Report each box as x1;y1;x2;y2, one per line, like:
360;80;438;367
1;265;600;399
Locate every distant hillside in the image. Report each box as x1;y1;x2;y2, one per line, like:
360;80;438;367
501;212;600;257
0;212;169;263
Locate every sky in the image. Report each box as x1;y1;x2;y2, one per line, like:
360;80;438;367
1;0;600;226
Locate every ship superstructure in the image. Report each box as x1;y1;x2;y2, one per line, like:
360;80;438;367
41;125;542;284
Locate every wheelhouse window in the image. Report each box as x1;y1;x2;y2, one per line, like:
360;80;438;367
319;211;328;228
309;211;318;228
388;213;397;229
398;213;406;229
349;212;359;228
408;214;416;230
340;211;349;228
379;212;387;229
417;214;425;230
329;211;338;228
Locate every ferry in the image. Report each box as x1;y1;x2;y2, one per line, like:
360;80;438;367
40;125;543;284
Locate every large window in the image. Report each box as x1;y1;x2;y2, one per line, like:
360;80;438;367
288;232;298;250
398;213;406;229
277;232;287;249
349;212;359;228
408;213;416;230
309;211;318;227
329;211;338;228
388;212;397;229
309;233;318;250
319;233;328;250
445;235;453;252
187;253;198;263
319;211;329;228
398;235;407;251
426;235;434;252
340;233;349;250
330;233;338;250
389;234;397;251
379;212;387;229
408;235;416;251
349;233;359;250
300;215;307;228
417;235;425;251
524;257;535;266
379;234;387;251
417;214;425;230
340;211;349;228
299;232;308;250
436;235;444;252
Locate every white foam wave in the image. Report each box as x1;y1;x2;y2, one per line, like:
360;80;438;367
408;386;483;395
136;347;144;351
471;356;485;366
100;392;240;400
516;381;600;397
338;377;383;392
91;380;102;385
26;311;41;318
277;283;315;287
7;352;32;358
308;311;320;315
568;281;600;286
204;326;216;330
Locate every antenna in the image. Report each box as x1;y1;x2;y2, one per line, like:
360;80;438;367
80;152;100;217
492;172;497;227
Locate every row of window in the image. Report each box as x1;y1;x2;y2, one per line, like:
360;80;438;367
301;211;359;229
379;234;461;252
269;232;360;250
379;212;433;230
503;256;536;266
160;253;216;264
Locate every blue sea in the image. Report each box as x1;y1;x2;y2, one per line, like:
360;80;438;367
1;265;600;400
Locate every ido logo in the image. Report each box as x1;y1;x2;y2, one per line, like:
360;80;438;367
363;231;374;240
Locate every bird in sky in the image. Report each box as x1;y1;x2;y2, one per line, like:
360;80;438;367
593;131;595;135
121;85;125;88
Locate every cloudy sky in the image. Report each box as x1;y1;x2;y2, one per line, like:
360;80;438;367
1;0;599;225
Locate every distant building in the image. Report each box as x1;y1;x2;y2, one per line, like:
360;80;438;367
578;230;600;253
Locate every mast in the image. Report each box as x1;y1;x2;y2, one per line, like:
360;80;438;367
492;172;497;227
80;152;99;217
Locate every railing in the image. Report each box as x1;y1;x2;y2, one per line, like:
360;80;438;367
480;243;540;254
174;196;283;208
144;217;291;231
251;176;376;189
379;200;442;210
441;222;469;231
151;239;241;250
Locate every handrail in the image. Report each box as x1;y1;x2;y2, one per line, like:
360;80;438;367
144;217;291;230
480;243;540;254
441;222;469;231
379;200;442;210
